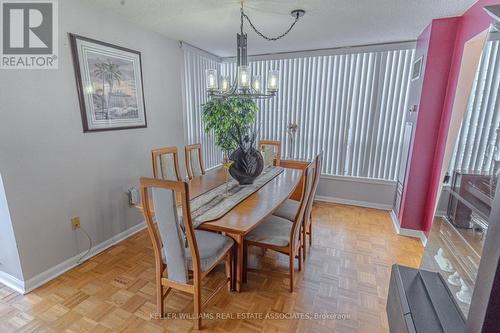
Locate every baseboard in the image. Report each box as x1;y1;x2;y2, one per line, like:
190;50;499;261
390;210;401;233
435;210;447;218
22;222;146;294
0;270;25;294
399;227;427;246
315;195;392;210
387;210;428;246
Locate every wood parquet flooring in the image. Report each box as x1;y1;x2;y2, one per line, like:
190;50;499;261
0;203;423;332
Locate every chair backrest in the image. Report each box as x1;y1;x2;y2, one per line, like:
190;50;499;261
152;146;182;181
185;143;205;179
290;162;315;249
304;151;323;226
140;178;200;284
258;140;281;167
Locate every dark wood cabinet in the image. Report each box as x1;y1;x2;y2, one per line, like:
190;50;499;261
387;265;466;333
447;171;493;230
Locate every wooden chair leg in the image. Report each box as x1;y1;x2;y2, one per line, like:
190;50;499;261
193;280;202;330
232;246;237;291
156;274;164;317
298;244;302;272
224;251;232;292
302;223;307;261
289;249;295;292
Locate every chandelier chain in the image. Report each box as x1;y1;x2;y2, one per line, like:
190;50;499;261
240;9;300;41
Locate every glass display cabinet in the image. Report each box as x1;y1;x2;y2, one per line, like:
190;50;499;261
421;24;500;320
387;11;500;333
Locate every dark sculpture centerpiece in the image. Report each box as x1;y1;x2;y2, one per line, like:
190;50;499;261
202;96;263;185
228;127;264;185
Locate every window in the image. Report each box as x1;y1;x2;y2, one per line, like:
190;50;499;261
182;44;415;180
181;45;222;169
448;38;500;175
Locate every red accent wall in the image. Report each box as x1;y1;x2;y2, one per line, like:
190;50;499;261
422;0;499;234
400;0;499;235
398;18;460;232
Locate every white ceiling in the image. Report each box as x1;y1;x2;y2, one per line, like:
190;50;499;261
88;0;476;57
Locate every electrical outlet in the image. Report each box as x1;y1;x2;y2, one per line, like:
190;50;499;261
71;216;81;230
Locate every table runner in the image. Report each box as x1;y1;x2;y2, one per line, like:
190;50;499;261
187;166;284;228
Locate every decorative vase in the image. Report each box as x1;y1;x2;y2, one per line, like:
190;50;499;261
229;146;264;185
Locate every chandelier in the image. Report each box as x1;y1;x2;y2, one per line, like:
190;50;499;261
206;1;305;99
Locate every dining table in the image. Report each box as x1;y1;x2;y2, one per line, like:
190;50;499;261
137;161;307;292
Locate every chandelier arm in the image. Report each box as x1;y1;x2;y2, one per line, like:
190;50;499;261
241;10;300;41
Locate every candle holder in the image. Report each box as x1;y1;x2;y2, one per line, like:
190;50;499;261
222;156;234;197
287;123;299;159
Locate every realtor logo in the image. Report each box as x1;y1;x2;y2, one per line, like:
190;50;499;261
1;0;58;69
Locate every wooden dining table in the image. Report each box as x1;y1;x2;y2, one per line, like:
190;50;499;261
194;166;302;292
136;163;304;292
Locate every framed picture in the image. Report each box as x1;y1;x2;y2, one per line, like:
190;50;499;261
411;55;424;81
69;34;147;132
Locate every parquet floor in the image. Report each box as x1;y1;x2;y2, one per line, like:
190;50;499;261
0;203;423;333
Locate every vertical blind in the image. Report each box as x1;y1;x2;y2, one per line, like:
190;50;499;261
183;45;415;180
182;47;223;169
449;39;500;175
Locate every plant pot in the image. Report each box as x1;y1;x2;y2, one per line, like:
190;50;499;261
229;146;264;185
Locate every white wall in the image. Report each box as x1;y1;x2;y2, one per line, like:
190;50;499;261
0;174;23;281
0;0;184;281
316;175;396;210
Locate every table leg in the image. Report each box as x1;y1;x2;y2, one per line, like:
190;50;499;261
242;241;247;283
228;233;244;292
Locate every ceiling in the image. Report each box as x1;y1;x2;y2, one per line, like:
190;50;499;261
88;0;476;57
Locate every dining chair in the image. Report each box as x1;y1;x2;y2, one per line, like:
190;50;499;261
258;140;281;167
244;161;314;292
185;143;206;179
272;152;323;260
140;177;234;330
303;152;323;256
152;146;182;181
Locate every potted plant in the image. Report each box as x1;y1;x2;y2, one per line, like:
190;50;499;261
202;96;264;185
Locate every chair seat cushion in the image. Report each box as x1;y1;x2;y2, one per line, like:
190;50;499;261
246;215;292;247
272;199;299;221
187;230;233;272
163;230;233;272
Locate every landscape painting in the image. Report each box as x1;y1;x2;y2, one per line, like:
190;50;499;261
69;34;147;132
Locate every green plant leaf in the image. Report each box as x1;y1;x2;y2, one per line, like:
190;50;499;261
202;96;259;154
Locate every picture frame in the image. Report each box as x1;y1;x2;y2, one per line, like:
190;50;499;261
69;33;147;132
411;55;424;81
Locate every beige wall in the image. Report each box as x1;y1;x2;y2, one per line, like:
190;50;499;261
0;0;185;281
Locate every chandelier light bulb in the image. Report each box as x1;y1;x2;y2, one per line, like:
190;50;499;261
206;69;218;91
221;76;230;92
238;65;250;89
252;75;262;92
267;70;279;92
